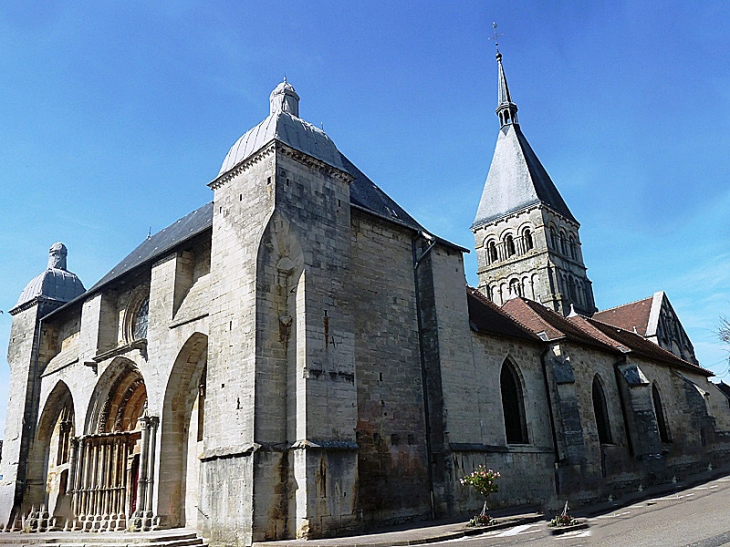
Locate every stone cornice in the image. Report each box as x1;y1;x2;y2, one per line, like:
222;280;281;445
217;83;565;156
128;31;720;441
275;142;354;183
208;142;276;190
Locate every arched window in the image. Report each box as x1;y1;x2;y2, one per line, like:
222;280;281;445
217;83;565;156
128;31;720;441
569;277;577;300
652;384;671;443
488;241;498;263
550;227;557;249
504;234;515;257
569;236;577;259
133;296;149;340
592;376;612;444
509;278;522;297
560;231;567;255
523;228;533;251
500;361;528;444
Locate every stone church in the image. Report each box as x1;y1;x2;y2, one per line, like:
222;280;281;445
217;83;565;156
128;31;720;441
2;50;729;546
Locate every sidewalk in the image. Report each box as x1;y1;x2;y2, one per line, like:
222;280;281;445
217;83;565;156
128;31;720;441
254;464;730;547
252;509;545;547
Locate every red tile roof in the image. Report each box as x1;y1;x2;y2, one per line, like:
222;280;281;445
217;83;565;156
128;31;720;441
467;288;540;342
592;296;653;336
500;297;616;352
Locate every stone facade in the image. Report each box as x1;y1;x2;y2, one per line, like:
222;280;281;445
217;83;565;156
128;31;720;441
1;72;729;547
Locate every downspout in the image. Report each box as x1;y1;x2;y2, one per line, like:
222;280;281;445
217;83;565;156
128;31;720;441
540;347;561;495
612;355;633;457
412;230;437;520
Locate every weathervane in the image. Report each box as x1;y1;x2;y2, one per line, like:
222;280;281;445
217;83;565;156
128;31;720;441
489;22;503;54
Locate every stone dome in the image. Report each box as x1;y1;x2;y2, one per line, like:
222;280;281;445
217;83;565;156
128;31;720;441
218;80;344;176
14;243;86;310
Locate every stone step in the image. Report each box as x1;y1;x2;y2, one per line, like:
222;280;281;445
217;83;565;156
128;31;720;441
0;529;205;547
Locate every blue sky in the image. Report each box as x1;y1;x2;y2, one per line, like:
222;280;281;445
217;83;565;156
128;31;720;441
1;1;729;433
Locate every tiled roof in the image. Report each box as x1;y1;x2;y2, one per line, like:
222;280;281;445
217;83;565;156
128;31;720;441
501;297;615;352
581;316;711;375
592;296;653;336
466;288;540;342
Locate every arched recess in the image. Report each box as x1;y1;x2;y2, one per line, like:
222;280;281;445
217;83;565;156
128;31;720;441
500;359;529;444
26;381;75;520
592;375;612;444
256;211;305;443
76;358;148;527
86;357;147;434
652;383;671;443
158;333;208;528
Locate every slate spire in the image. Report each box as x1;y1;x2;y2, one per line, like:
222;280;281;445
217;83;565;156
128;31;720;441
496;51;518;127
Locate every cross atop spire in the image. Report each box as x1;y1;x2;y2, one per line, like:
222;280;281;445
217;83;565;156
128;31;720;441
489;22;503;54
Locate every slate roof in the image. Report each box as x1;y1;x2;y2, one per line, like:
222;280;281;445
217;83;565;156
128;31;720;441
15;268;85;310
473;123;577;229
592;296;654;336
43;155;463;320
466;287;540;342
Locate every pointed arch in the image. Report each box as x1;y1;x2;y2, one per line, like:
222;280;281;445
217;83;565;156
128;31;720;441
26;381;75;516
85;357;147;434
500;359;528;444
592;375;612;444
158;332;208;528
652;383;671;443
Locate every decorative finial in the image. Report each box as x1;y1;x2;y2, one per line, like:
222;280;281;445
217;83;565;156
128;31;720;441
283;74;287;83
489;22;504;58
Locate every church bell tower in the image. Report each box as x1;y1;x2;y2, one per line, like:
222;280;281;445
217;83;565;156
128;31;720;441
471;47;597;316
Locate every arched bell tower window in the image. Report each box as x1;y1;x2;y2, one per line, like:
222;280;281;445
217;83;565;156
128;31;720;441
569;236;577;259
509;278;522;297
504;234;515;257
550;227;557;250
523;228;533;251
488;241;498;263
500;360;528;444
652;383;671;443
592;376;612;444
560;231;567;255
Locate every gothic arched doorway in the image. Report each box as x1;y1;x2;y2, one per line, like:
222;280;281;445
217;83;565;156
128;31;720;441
74;359;152;531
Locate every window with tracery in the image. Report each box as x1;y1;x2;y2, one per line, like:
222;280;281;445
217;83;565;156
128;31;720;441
133;296;149;340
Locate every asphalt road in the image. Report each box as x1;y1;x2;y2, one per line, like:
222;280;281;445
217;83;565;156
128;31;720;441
422;476;730;547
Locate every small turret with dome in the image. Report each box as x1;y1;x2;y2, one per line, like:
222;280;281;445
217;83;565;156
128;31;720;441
216;79;345;179
11;242;86;314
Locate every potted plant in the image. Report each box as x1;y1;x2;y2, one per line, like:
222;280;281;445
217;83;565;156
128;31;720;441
460;465;500;527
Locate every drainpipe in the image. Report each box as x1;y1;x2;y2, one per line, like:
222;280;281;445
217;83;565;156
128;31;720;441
540;347;561;495
612;355;633;457
412;230;437;520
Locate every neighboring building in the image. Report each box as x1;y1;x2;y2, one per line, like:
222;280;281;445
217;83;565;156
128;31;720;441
1;53;729;546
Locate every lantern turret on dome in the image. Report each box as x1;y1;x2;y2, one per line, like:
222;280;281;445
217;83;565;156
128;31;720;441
11;242;85;314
